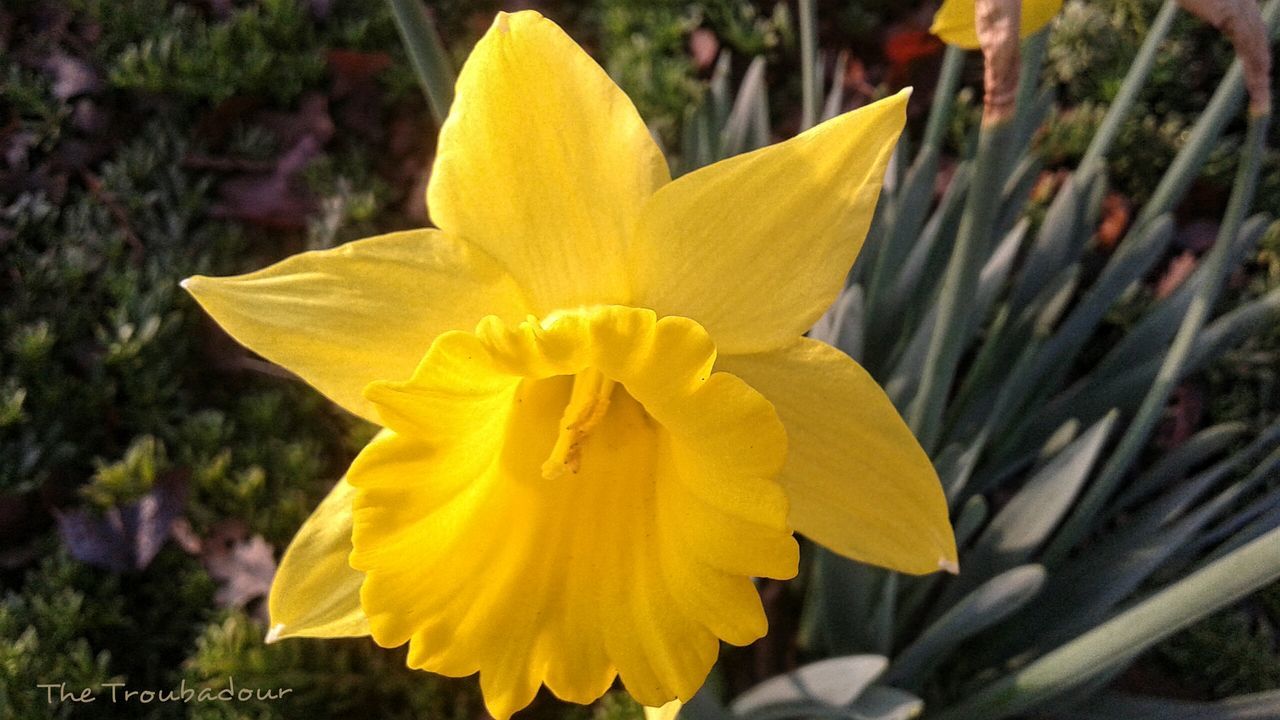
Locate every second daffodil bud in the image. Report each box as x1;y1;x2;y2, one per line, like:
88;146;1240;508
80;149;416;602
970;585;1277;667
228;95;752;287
976;0;1023;124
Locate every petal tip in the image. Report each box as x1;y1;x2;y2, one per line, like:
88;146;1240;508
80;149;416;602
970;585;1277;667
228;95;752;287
179;275;205;294
939;557;960;575
264;623;286;644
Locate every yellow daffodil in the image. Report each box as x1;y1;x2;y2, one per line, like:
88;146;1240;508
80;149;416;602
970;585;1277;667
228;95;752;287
931;0;1064;49
183;10;956;719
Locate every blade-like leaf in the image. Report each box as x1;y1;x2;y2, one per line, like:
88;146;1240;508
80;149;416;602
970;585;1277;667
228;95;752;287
951;413;1116;598
887;565;1046;685
932;526;1280;720
731;656;888;716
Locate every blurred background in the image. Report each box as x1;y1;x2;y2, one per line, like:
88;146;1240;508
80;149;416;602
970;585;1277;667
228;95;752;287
1;1;1278;718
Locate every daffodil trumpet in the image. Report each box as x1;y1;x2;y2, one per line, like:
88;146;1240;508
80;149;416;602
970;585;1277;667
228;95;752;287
184;10;956;719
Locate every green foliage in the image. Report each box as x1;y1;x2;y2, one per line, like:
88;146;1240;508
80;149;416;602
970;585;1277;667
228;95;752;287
109;0;327;104
599;2;704;145
597;0;789;148
0;550;214;719
81;435;168;508
0;554;121;720
1043;0;1280;214
84;0;414;108
181;612;480;720
1156;584;1280;697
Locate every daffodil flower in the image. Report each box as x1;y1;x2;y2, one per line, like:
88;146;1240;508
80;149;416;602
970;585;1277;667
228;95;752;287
931;0;1064;49
183;10;956;719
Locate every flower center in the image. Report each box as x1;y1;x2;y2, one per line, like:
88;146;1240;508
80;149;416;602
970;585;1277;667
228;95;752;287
541;367;617;479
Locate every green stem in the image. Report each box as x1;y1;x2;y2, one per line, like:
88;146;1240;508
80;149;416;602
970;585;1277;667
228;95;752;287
1014;30;1048;120
861;46;964;359
387;0;456;126
798;0;819;131
907;118;1013;450
923;45;967;153
1005;28;1049;177
1044;112;1270;565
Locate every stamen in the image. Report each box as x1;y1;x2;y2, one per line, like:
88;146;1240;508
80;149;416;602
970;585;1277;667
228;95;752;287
541;368;616;480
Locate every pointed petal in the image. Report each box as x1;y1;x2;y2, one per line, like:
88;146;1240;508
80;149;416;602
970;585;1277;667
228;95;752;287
427;10;670;314
719;338;957;575
646;700;683;720
267;475;369;642
629;90;908;355
182;229;529;423
350;306;795;718
931;0;1064;49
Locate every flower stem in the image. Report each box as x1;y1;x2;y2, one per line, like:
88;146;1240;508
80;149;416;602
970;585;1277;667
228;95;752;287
798;0;819;131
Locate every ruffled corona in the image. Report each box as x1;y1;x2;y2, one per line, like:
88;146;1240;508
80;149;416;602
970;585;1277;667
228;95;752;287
350;307;797;715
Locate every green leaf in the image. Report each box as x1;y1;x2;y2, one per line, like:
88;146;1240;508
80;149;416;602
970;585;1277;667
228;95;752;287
1007;167;1098;310
721;56;769;158
954;413;1116;594
999;427;1280;655
886;565;1046;685
820;51;849;123
731;656;887;716
1111;421;1252;514
931;527;1280;720
812;284;865;359
846;686;923;720
1091;215;1271;380
386;0;455;126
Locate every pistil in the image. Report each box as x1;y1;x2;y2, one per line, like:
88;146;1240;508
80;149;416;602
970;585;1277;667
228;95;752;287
541;367;616;480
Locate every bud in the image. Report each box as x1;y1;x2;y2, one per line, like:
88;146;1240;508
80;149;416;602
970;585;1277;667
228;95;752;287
976;0;1023;124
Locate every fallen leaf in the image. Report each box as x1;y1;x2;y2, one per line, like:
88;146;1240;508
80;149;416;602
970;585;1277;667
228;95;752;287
55;471;189;572
885;28;943;67
42;52;102;101
327;50;392;96
688;28;720;72
1156;251;1199;299
211;135;323;228
205;532;277;610
210;95;334;228
1095;192;1132;251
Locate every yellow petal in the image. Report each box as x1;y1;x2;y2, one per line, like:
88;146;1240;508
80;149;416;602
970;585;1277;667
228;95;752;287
719;338;957;575
427;10;670;314
350;306;796;719
629;91;909;355
931;0;1064;49
267;475;369;642
182;229;529;423
646;700;683;720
